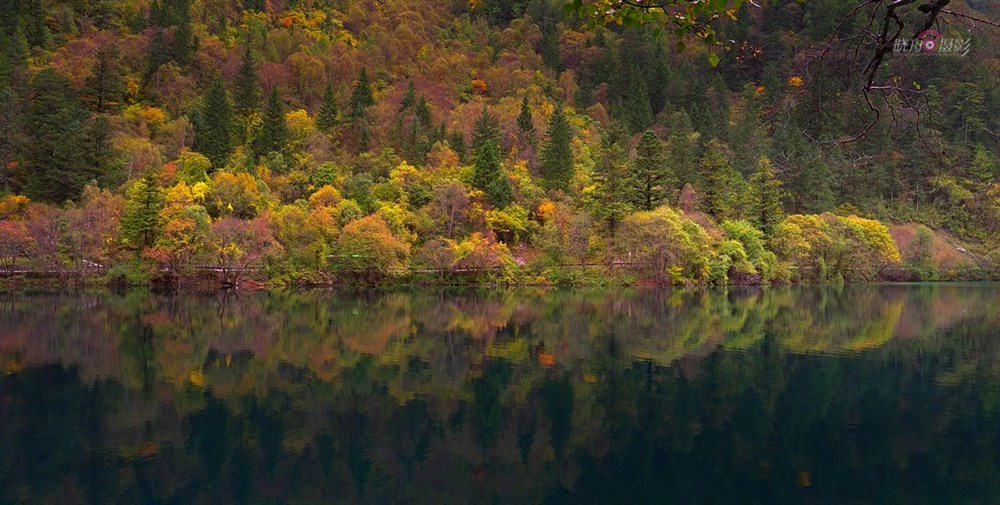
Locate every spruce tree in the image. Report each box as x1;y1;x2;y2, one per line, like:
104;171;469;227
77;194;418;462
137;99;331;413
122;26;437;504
517;95;535;140
253;87;288;157
349;67;374;121
630;130;671;211
448;129;467;162
473;140;512;208
84;46;125;113
24;68;94;203
470;106;501;159
146;30;171;78
539;106;573;191
316;82;339;133
233;44;259;133
194;80;233;169
749;156;786;234
699;139;740;219
589;127;633;233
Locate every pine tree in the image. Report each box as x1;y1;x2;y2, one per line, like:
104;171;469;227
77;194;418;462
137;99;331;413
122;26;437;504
517;95;535;141
749;156;786;234
630;130;671;211
253;87;288;157
316;82;339;133
349;67;374;121
233;44;259;132
470;106;501;159
539;106;574;191
84;46;125;113
24;68;94;203
473;140;512;208
194;80;233;169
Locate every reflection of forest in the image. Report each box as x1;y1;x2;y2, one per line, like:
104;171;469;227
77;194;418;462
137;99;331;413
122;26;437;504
2;285;1000;503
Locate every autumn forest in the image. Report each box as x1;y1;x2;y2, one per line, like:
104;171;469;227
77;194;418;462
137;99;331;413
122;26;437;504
0;0;999;287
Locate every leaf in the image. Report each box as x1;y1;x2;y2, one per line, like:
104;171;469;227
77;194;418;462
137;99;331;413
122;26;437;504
708;52;720;67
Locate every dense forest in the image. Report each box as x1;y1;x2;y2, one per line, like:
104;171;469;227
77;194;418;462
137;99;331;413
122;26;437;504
0;0;998;286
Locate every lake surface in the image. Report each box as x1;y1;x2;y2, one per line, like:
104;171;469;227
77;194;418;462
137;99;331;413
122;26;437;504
2;285;1000;504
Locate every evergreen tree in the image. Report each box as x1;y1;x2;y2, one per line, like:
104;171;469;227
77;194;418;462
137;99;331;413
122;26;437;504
146;30;171;78
630;130;671;211
517;95;535;141
120;172;164;249
666;110;701;187
539;106;574;191
749;156;786;234
24;68;95;203
233;44;259;136
471;106;501;159
970;143;997;182
699;139;741;219
253;87;288;157
0;86;20;190
194;80;233;169
400;81;416;112
349;67;374;121
88;113;119;185
448;129;467;163
473;140;512;208
589;127;634;233
349;68;374;153
173;13;195;63
83;46;125;113
316;82;339;133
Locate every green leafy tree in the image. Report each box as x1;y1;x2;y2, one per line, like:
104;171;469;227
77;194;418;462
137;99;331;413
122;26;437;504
970;144;997;183
539;106;573;191
24;68;95;203
253;87;288;157
120;172;164;249
333;214;409;284
630;130;671;211
194;80;234;169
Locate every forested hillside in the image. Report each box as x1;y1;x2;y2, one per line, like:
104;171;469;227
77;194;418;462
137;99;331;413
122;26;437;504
0;0;998;286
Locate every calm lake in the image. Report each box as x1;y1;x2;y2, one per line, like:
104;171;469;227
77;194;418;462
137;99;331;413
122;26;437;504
2;284;1000;503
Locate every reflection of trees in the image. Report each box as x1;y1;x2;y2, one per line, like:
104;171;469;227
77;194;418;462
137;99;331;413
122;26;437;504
3;286;1000;502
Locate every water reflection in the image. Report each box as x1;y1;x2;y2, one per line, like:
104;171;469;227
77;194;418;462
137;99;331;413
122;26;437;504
2;285;1000;503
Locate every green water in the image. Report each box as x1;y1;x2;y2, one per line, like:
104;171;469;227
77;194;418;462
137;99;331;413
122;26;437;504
2;284;1000;503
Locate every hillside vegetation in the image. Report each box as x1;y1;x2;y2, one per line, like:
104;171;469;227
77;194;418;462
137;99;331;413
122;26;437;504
0;0;998;286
